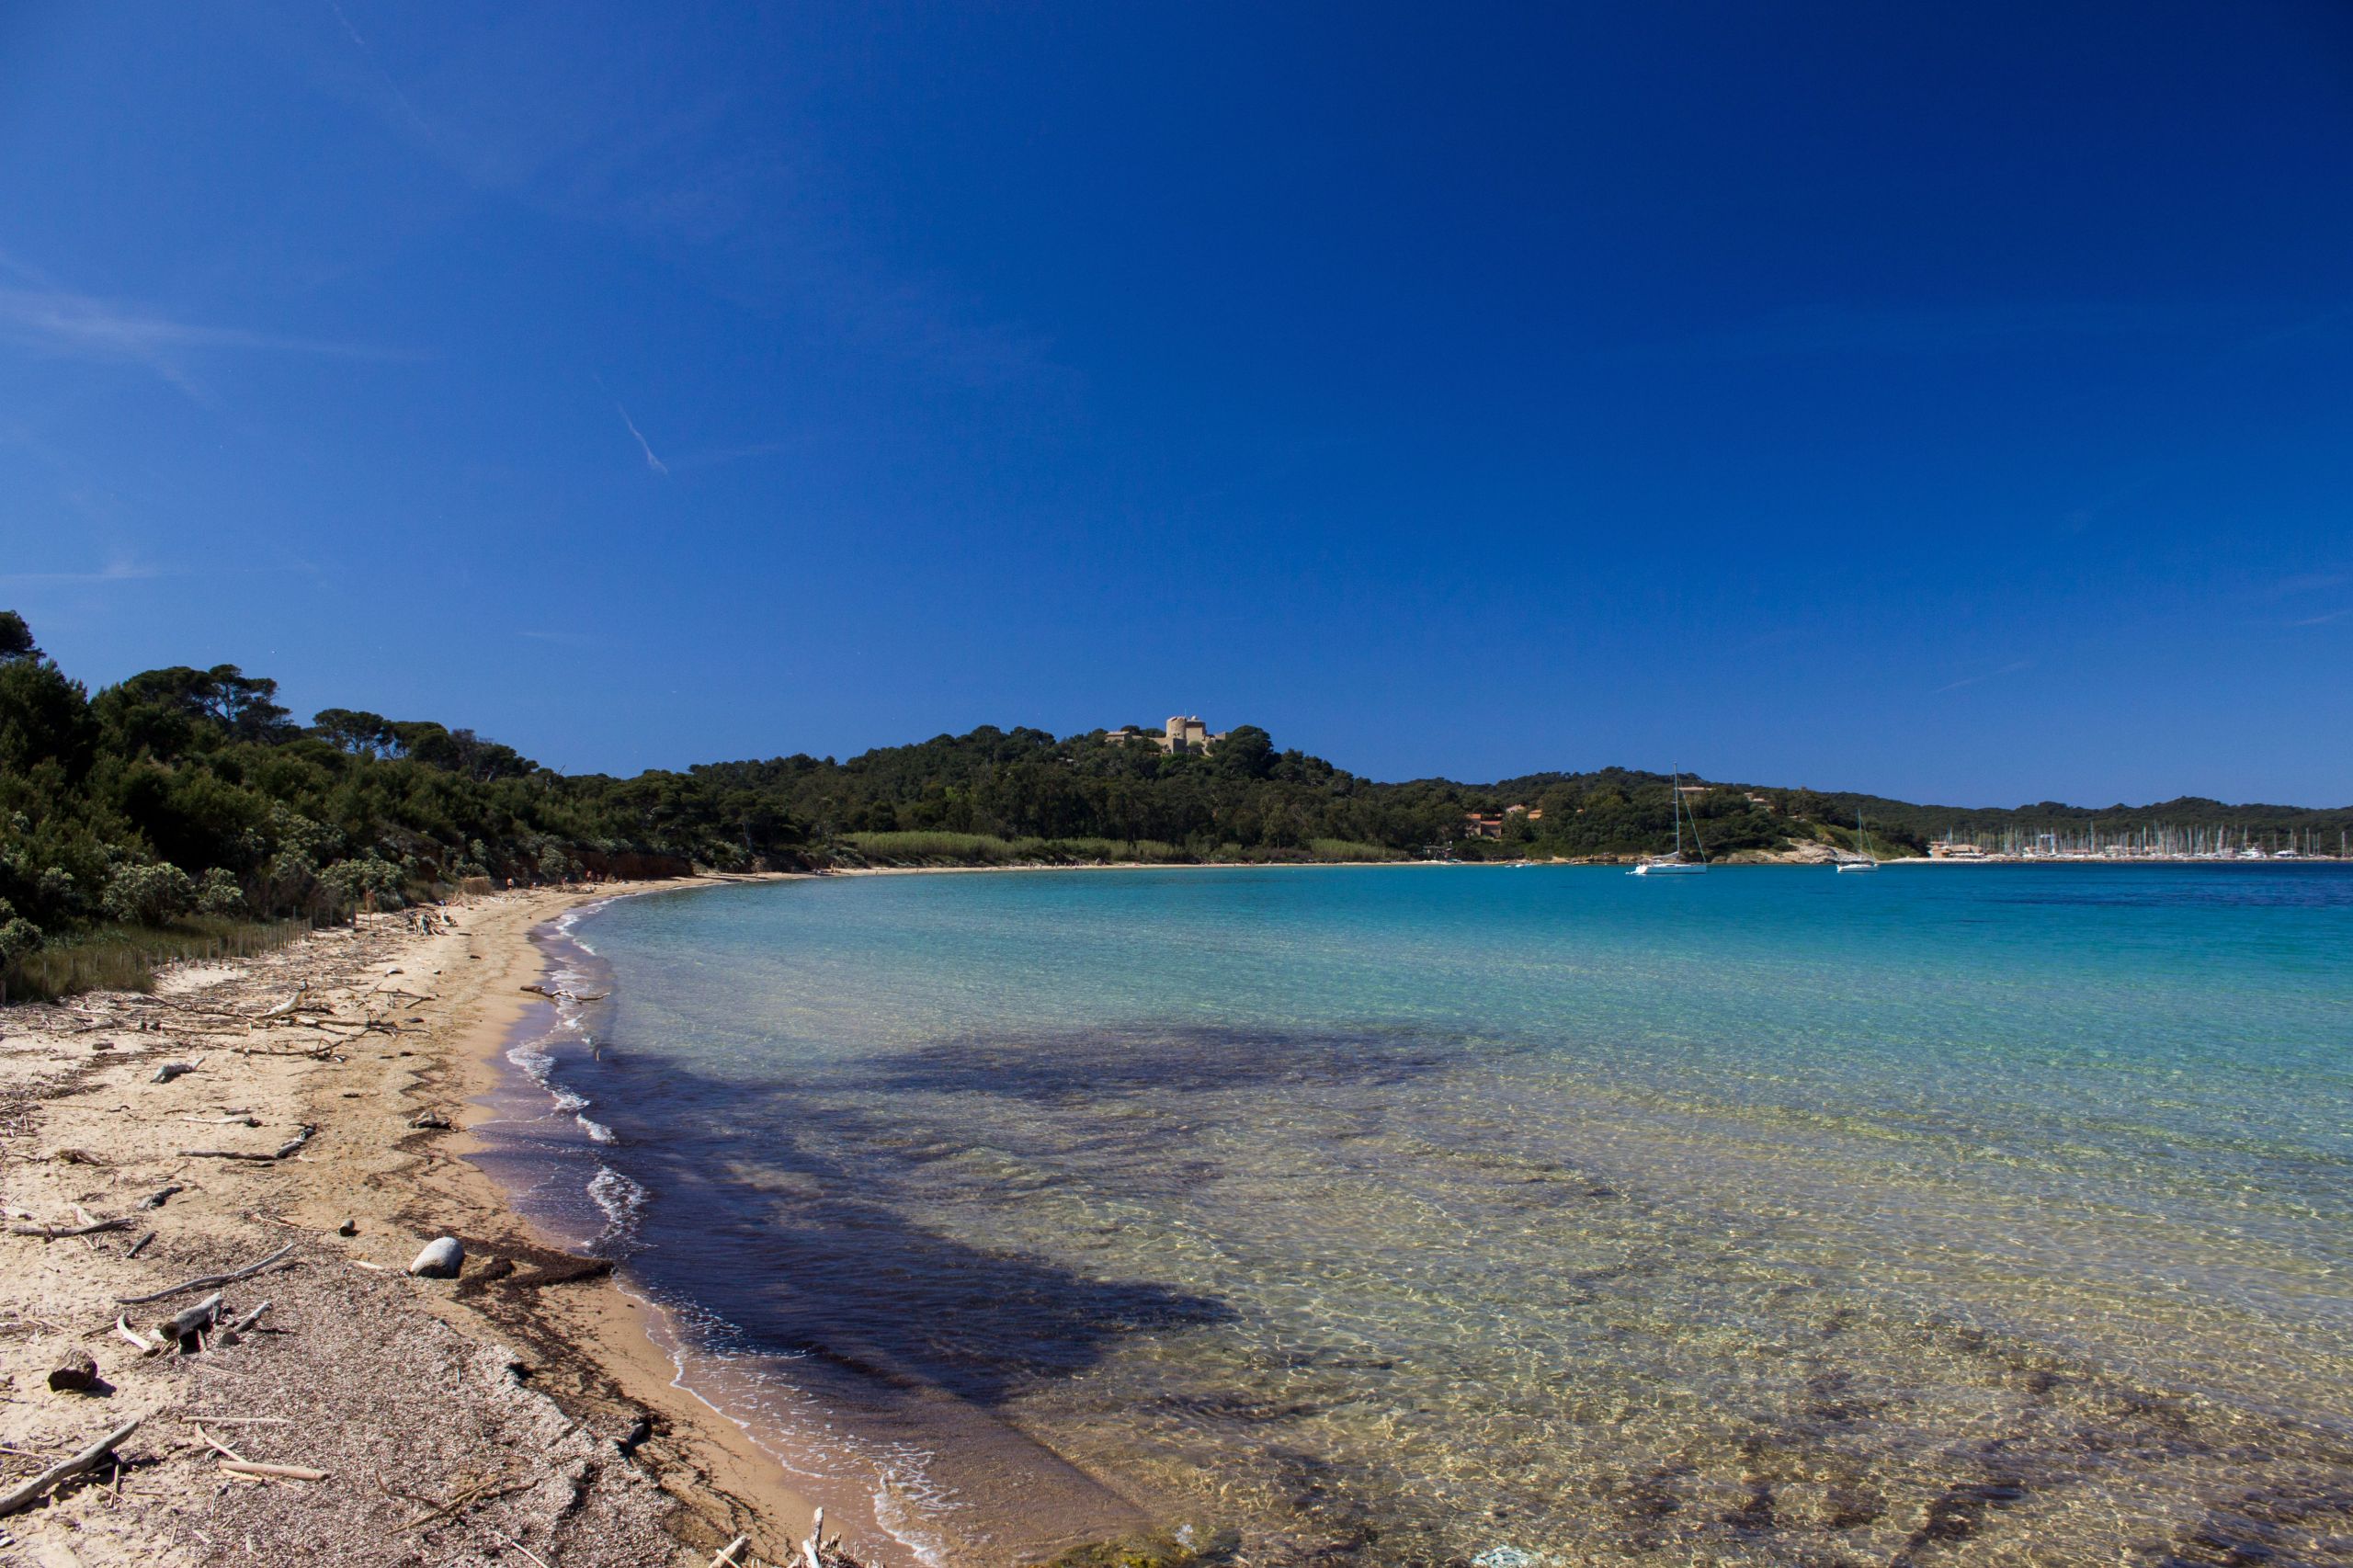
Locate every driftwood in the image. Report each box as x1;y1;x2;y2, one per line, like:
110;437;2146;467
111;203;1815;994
712;1535;751;1567
180;1125;313;1162
136;1184;185;1210
6;1216;132;1240
46;1347;99;1392
408;1236;463;1278
381;1469;531;1531
116;1242;297;1305
408;1110;450;1131
197;1424;327;1482
225;1301;271;1335
150;1061;200;1085
0;1416;141;1517
802;1506;826;1568
222;1459;327;1482
520;983;608;1003
114;1313;160;1355
252;985;311;1021
127;1230;156;1259
156;1291;224;1347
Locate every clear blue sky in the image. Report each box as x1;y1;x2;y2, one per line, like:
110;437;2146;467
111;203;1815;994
4;3;2348;805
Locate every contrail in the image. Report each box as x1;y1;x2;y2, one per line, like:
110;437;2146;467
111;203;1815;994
615;403;669;475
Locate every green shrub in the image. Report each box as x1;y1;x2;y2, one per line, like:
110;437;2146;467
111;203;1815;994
196;866;244;915
101;862;196;926
320;853;404;910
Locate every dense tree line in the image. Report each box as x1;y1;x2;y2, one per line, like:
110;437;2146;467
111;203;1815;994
0;614;809;966
3;609;2345;976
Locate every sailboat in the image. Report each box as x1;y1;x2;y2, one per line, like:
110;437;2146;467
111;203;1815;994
1836;806;1878;873
1631;772;1709;875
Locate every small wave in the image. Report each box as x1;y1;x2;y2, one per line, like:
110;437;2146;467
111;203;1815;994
507;1041;558;1085
586;1164;648;1245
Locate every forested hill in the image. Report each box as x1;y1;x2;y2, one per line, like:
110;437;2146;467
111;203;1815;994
3;612;2347;988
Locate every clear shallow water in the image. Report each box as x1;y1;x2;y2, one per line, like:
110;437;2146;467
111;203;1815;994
481;865;2353;1566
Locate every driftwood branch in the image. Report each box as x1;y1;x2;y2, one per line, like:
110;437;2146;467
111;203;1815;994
156;1291;224;1346
114;1313;161;1356
7;1216;133;1239
180;1125;313;1162
0;1416;141;1517
221;1460;328;1482
116;1242;297;1305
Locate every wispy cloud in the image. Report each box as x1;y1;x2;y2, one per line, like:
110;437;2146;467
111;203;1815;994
614;403;668;475
2287;608;2348;628
517;628;601;647
1933;658;2033;695
0;274;405;403
0;558;165;587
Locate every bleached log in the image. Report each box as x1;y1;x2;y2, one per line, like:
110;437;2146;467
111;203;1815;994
408;1236;464;1278
156;1291;224;1346
711;1535;751;1567
0;1416;141;1517
116;1242;297;1305
115;1313;160;1355
253;985;310;1020
7;1216;132;1239
150;1062;198;1085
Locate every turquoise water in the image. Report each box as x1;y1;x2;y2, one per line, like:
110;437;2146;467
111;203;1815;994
493;864;2353;1566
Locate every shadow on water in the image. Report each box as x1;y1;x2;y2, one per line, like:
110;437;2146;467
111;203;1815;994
506;1003;2353;1566
564;1023;1497;1410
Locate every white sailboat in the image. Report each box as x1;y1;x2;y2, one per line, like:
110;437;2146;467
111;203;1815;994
1631;772;1709;875
1836;807;1878;873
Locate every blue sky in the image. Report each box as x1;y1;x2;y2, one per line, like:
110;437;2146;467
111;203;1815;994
3;2;2348;805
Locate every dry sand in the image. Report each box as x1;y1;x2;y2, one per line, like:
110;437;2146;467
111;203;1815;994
0;878;841;1568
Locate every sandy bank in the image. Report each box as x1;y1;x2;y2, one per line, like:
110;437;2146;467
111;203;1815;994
0;876;835;1568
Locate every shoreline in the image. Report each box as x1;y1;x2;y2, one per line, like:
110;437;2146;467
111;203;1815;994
0;872;830;1567
436;876;838;1562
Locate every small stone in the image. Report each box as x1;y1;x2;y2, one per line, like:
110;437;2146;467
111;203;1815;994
408;1236;464;1278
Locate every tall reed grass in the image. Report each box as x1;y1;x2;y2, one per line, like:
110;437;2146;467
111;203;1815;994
3;915;325;1003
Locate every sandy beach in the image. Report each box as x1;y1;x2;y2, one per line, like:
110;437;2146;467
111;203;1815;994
0;876;835;1568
